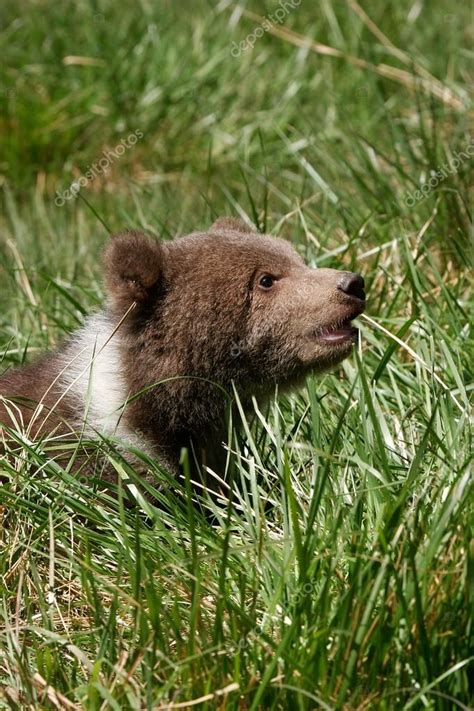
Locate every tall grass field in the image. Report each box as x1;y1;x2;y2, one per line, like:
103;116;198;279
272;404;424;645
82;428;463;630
0;1;472;708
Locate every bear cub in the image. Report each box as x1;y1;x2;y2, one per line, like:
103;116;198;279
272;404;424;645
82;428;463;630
0;218;366;488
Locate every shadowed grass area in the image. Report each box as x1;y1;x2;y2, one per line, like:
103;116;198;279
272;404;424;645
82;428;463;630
0;0;472;708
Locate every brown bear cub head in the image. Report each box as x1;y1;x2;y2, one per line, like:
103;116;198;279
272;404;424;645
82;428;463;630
0;217;365;487
102;217;365;476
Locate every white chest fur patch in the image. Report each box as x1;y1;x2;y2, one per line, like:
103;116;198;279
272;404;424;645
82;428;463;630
58;312;143;448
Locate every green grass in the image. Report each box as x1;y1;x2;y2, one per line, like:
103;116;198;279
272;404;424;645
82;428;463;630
0;0;472;708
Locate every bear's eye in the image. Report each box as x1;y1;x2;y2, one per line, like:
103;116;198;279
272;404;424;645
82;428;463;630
258;274;275;290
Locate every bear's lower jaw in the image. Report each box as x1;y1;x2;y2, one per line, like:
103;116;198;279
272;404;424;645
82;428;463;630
295;335;357;373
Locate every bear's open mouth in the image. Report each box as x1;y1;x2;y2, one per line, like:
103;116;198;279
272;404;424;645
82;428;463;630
312;318;359;345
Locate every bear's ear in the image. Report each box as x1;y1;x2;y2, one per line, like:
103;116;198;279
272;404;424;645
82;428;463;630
103;231;164;312
210;217;254;234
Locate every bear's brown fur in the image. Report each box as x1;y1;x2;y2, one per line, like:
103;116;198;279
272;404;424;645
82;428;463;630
0;218;366;488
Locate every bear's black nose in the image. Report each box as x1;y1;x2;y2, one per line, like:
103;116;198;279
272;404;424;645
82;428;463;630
338;272;366;301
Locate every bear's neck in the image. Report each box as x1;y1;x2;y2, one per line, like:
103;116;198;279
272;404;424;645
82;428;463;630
57;311;238;477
